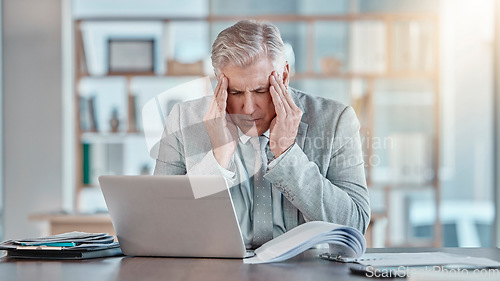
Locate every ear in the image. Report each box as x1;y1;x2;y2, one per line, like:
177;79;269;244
281;62;290;89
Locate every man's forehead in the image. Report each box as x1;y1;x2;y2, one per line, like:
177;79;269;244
222;56;275;90
227;77;270;91
228;83;269;91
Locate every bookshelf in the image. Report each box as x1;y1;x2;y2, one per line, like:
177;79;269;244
72;11;440;247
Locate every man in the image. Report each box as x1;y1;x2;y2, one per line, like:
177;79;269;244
154;20;370;249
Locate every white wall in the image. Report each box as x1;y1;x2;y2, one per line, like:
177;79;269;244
0;0;3;239
2;0;63;239
494;0;500;247
440;0;494;201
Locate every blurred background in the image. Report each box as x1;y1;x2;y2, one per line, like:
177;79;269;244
2;0;500;248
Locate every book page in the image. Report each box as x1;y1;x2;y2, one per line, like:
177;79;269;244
244;221;365;264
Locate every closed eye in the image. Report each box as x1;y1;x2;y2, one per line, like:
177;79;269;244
253;88;268;94
230;91;243;95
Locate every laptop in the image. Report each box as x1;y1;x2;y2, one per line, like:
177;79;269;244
99;175;254;258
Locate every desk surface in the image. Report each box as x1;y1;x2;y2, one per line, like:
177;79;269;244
1;248;500;281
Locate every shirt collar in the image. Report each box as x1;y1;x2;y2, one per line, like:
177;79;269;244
238;127;270;144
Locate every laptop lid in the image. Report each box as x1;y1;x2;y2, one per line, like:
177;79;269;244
99;175;248;258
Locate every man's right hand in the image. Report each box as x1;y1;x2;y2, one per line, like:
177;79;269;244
203;74;238;169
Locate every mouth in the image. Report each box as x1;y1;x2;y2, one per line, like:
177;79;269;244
240;118;261;124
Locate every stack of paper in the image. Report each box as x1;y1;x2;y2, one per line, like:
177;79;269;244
244;221;366;264
351;252;500;268
0;231;122;259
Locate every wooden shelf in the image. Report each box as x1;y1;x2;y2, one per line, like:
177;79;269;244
293;71;436;80
79;71;436;80
368;183;436;191
81;132;144;144
81;184;100;188
74;13;438;22
81;73;208;78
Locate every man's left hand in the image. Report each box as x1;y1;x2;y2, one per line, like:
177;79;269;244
268;71;303;158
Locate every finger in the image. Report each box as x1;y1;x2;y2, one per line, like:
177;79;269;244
209;91;220;114
208;77;222;114
273;72;297;110
270;74;292;113
217;76;228;112
222;75;228;94
269;84;286;118
212;76;226;111
273;72;288;97
214;74;224;100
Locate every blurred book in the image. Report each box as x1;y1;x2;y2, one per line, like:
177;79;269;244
79;96;89;131
82;143;124;186
349;21;386;73
388;133;433;184
129;95;138;132
392;21;434;72
88;96;98;132
79;96;98;132
83;143;91;185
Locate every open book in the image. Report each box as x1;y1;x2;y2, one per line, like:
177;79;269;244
244;221;366;264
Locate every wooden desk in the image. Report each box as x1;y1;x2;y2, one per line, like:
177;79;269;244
1;248;500;281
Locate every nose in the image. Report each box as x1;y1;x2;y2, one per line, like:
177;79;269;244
242;92;256;115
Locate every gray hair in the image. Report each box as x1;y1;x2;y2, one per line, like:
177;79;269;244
211;20;286;76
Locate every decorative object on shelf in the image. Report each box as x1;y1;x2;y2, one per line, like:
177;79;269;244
140;163;150;175
108;38;155;73
167;59;204;75
109;107;120;133
320;56;342;75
